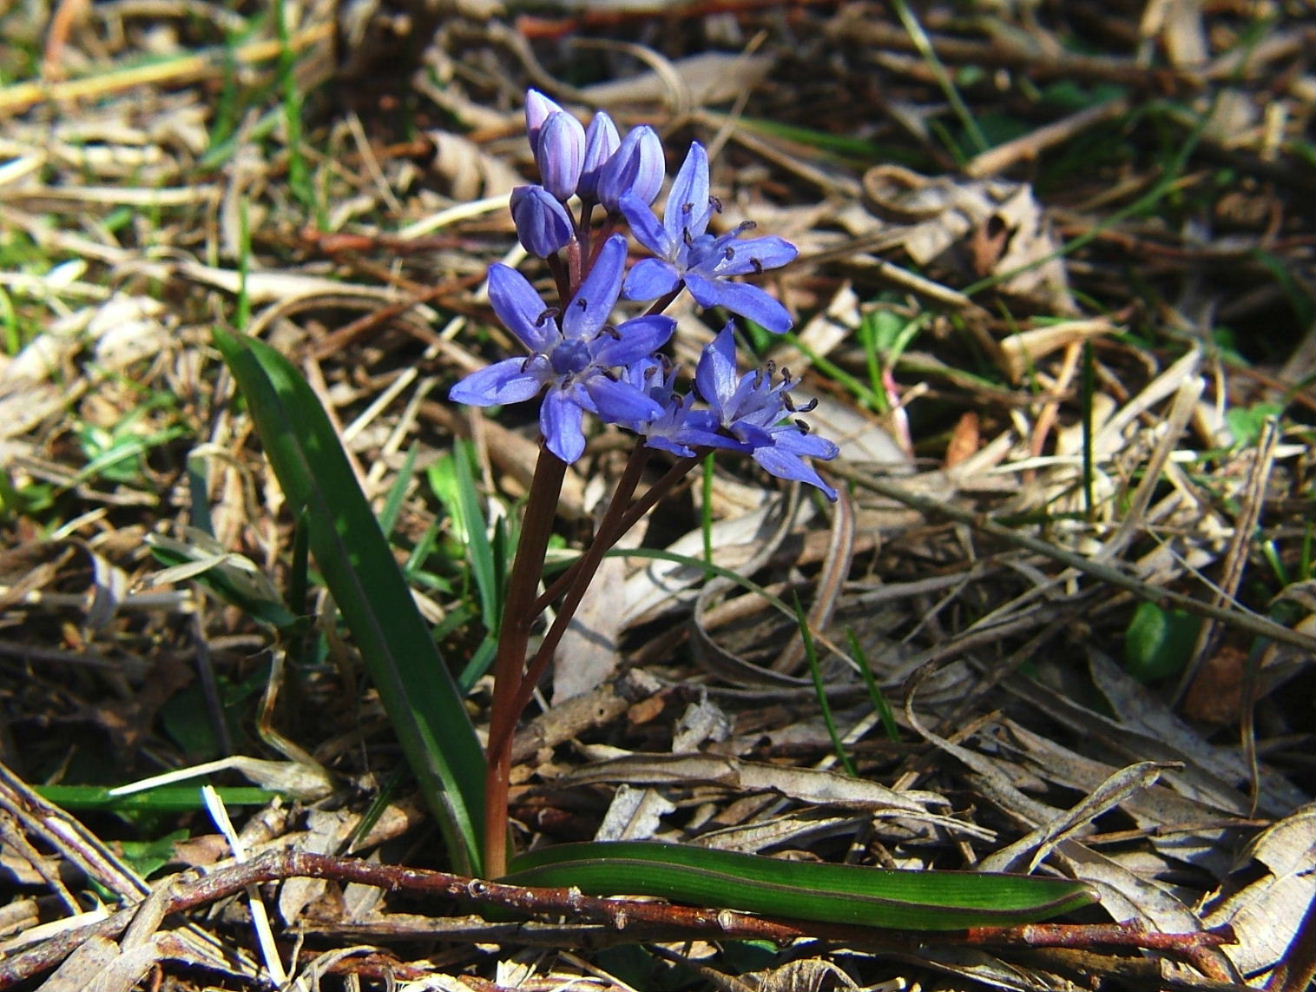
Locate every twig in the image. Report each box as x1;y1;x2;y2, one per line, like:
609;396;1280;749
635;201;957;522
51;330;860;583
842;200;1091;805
0;849;1238;989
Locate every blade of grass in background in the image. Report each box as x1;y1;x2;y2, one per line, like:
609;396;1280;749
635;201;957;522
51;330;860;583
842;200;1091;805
797;593;857;777
214;329;486;874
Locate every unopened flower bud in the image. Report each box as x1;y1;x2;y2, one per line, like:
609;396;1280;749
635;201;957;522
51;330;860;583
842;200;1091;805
536;111;586;200
597;125;665;212
578;111;620;199
524;89;565;148
510;185;575;257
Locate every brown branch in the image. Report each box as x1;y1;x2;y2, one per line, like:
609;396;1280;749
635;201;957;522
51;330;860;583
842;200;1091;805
0;850;1239;990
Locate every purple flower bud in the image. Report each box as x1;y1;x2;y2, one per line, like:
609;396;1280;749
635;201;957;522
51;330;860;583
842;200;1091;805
510;185;575;257
597;125;665;212
524;89;564;148
536;111;587;200
578;111;620;199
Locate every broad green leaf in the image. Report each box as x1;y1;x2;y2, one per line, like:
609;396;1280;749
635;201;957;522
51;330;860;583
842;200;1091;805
213;329;485;874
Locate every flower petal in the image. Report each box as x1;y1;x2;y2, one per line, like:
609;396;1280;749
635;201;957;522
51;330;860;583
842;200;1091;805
488;262;558;352
592;314;675;367
694;323;740;420
584;376;663;425
540;388;587;463
752;444;838;500
449;358;546;406
666;142;711;243
770;425;840;461
685;273;793;334
561;234;626;340
710;235;799;277
622;258;681;302
619;193;676;259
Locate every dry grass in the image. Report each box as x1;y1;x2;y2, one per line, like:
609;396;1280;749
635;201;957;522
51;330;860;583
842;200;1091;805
1;1;1313;990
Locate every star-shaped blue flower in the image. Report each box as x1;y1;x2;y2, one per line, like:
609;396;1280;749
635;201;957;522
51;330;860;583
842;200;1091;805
694;325;839;499
450;235;675;464
617;358;740;458
619;142;799;334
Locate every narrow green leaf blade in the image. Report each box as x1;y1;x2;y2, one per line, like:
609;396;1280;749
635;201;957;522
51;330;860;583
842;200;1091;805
213;329;486;874
503;841;1097;931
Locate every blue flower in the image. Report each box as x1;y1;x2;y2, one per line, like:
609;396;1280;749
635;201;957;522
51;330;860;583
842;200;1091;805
619;142;799;333
450;235;675;464
510;185;575;257
617;358;739;458
694;325;839;499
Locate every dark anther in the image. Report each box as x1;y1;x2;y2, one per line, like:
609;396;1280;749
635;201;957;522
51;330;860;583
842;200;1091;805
794;419;811;432
765;360;777;376
798;397;818;413
750;258;764;274
602;324;621;339
737;220;756;233
683;229;695;247
780;366;792;381
710;194;723;212
783;394;796;412
724;247;735;261
576;297;589;310
536;307;557;325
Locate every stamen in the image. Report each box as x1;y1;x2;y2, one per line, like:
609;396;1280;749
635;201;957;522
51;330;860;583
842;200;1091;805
723;246;735;260
750;258;764;274
794;419;811;433
602;325;622;339
710;194;723;213
683;229;695;247
798;397;819;413
536;307;557;325
575;297;588;311
737;220;756;233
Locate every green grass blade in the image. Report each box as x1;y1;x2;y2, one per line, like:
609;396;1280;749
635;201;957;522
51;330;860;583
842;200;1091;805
38;784;275;812
213;328;485;874
503;840;1097;931
796;592;857;777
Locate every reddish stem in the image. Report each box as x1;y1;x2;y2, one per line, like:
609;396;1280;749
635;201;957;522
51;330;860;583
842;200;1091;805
483;446;567;877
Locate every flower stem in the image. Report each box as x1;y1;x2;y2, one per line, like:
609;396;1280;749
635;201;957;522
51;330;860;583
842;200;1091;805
506;445;652;723
532;453;701;617
483;445;567;878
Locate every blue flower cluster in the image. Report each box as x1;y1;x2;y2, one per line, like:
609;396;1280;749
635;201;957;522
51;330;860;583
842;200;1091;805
450;91;838;499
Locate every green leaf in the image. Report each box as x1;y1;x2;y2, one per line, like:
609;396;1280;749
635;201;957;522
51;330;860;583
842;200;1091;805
503;841;1097;931
213;328;486;874
38;785;274;812
1124;601;1202;682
